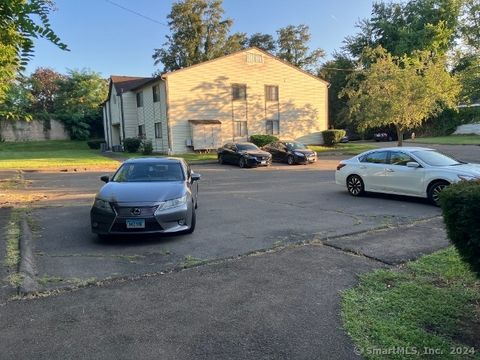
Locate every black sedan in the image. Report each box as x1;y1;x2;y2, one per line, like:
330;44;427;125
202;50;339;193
217;142;272;168
263;141;317;165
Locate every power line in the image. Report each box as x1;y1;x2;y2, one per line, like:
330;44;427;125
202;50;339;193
104;0;168;27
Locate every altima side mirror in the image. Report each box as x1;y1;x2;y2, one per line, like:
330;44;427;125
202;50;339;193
406;162;420;168
191;173;201;181
100;175;110;183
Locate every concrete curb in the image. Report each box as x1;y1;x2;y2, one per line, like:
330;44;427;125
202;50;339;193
18;218;39;295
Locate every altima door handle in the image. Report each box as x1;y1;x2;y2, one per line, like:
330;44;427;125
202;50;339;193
385;168;395;172
360;166;367;169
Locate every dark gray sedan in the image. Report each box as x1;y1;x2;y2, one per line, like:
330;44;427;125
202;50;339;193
90;157;200;238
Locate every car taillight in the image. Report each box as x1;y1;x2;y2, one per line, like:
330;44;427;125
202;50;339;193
337;163;346;171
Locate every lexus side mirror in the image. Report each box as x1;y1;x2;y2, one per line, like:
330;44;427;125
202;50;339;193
191;173;201;181
406;162;420;168
100;175;110;183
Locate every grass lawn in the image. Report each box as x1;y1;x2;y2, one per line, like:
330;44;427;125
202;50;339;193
309;142;377;155
406;134;480;145
343;247;480;360
0;140;118;169
115;151;218;162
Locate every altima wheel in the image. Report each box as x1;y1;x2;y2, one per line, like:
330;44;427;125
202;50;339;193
287;155;295;165
239;157;246;168
346;175;364;196
428;181;449;206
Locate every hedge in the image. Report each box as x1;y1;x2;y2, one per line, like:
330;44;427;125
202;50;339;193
321;129;346;146
87;139;105;150
439;180;480;277
123;138;142;153
142;140;153;155
249;134;279;147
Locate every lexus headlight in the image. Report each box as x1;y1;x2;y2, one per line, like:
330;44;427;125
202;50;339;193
294;151;305;157
93;198;114;213
156;195;187;211
458;174;479;181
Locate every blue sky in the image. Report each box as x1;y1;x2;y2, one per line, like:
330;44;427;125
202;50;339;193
27;0;375;77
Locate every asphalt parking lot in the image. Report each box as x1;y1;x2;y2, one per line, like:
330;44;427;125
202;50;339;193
22;159;441;291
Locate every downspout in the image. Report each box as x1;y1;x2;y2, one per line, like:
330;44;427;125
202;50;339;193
107;100;112;148
161;75;173;154
119;89;126;141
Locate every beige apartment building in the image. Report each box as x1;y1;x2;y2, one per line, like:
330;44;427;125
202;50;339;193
102;47;329;154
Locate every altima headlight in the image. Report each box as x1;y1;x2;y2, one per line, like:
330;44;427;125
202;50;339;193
93;198;114;213
458;174;479;181
156;195;187;211
294;151;305;157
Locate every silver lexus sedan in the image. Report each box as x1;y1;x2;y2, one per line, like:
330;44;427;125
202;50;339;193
91;157;200;238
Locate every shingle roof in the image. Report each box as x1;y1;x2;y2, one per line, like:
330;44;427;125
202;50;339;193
110;75;153;94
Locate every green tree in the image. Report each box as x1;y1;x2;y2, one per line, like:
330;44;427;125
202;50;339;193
54;70;108;140
276;24;324;72
153;0;234;71
0;78;33;121
248;33;276;52
0;0;67;105
29;67;65;113
343;47;460;146
452;53;480;103
344;0;461;58
318;52;357;129
459;0;480;52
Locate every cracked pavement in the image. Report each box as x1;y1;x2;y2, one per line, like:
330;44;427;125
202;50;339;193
1;146;473;359
18;162;442;291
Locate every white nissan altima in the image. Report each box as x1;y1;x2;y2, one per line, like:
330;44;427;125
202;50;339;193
335;147;480;205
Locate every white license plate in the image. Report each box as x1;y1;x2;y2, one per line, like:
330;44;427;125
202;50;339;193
261;161;266;165
126;219;145;229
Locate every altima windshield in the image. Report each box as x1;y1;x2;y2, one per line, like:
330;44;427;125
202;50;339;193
411;150;462;166
286;142;307;150
237;144;259;151
112;162;185;182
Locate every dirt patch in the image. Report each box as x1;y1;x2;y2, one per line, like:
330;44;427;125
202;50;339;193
451;302;480;349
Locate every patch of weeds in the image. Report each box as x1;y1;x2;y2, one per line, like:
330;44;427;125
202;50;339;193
0;171;30;190
181;255;204;268
38;275;64;286
26;213;41;233
7;273;24;287
342;247;480;359
66;277;97;287
5;209;22;269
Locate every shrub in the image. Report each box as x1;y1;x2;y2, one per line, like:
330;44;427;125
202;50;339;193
123;138;141;153
87;139;105;150
142;139;153;155
439;180;480;277
322;129;346;146
249;134;279;147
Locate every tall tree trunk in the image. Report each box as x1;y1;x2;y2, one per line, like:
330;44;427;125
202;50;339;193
395;125;403;147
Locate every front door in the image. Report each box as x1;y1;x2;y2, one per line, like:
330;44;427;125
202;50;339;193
384;151;424;195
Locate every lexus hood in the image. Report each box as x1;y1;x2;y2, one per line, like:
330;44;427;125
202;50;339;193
97;181;186;204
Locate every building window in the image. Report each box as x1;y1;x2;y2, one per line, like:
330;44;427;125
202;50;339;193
246;53;264;64
153;85;160;103
266;120;279;135
154;122;162;138
232;84;247;101
136;92;143;107
138;125;145;138
234;121;248;137
113;95;116;104
265;85;279;101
